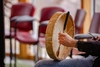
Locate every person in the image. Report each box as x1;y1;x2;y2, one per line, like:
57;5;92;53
35;32;100;67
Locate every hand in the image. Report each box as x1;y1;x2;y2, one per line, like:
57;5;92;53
92;36;100;41
58;32;78;47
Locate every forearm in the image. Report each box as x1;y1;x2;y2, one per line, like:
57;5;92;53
77;41;100;56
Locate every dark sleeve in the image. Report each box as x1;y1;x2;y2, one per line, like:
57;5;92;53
77;41;100;56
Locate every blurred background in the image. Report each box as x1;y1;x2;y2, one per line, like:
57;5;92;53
1;0;100;67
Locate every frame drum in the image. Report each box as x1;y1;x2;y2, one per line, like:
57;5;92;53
46;12;75;60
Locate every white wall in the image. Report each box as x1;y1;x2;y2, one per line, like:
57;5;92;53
33;0;81;20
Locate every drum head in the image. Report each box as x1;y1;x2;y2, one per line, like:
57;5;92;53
46;12;75;60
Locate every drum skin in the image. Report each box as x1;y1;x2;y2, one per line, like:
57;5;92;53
45;12;75;60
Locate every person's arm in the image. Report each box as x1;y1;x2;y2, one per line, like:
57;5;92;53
77;41;100;56
58;32;100;56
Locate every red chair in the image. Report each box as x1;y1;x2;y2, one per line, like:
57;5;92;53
39;7;65;22
74;9;86;34
5;2;35;38
5;2;36;67
14;6;65;62
75;12;100;39
74;12;100;57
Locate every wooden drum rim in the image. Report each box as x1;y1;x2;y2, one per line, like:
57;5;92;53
45;12;75;60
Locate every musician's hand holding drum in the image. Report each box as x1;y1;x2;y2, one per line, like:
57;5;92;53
58;32;78;47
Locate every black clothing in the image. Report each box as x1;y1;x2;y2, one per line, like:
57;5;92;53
77;41;100;67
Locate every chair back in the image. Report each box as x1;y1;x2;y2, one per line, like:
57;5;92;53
39;6;65;22
89;13;100;33
74;9;86;34
10;2;35;31
39;6;65;37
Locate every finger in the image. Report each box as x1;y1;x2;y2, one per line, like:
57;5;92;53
92;36;97;40
95;36;100;41
59;40;64;45
58;32;66;36
58;40;62;44
58;37;64;41
97;36;100;41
